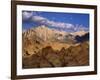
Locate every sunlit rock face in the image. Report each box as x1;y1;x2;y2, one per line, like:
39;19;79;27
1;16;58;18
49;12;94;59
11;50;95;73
22;25;89;68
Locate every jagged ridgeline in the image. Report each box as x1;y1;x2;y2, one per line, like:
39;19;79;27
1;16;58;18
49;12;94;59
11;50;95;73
22;25;89;68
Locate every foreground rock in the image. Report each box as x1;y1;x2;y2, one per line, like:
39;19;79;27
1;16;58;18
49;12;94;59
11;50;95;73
23;42;89;68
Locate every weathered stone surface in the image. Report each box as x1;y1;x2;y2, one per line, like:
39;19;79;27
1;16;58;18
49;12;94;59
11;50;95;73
23;42;89;68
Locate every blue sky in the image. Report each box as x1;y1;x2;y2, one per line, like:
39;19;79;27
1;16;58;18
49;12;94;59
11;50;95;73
22;11;89;32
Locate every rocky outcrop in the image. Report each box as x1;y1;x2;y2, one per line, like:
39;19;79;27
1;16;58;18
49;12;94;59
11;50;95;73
75;32;89;43
22;25;89;57
23;42;89;68
22;25;89;68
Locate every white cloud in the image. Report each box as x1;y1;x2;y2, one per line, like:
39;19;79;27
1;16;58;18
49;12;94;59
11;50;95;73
46;20;74;29
22;11;33;20
22;11;89;32
32;16;47;22
30;15;75;30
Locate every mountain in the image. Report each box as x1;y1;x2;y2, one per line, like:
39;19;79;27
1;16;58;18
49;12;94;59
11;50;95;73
71;30;88;36
23;25;68;42
22;25;69;57
22;25;89;57
22;25;89;68
75;32;89;43
23;42;89;68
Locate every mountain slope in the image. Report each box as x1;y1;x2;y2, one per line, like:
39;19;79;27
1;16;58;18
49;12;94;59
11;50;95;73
23;42;89;68
22;25;89;57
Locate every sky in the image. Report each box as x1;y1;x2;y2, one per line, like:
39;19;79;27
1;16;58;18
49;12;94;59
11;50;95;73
22;11;89;32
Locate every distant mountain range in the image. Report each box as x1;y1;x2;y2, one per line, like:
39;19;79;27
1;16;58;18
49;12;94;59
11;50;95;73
22;25;89;57
22;25;89;68
23;25;89;44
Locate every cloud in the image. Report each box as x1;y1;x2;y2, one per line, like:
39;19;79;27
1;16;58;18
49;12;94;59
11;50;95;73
31;15;75;30
23;11;89;32
22;11;33;20
32;16;47;22
46;21;74;29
